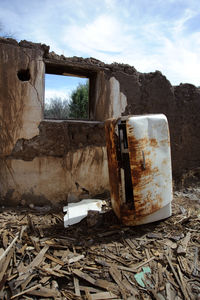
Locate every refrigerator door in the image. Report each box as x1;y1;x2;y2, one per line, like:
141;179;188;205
105;114;173;226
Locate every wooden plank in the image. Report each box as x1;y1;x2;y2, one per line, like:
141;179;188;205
19;225;28;240
14;245;49;287
134;256;155;269
158;262;164;286
0;248;14;282
68;254;84;264
0;233;19;263
17;244;27;255
166;282;172;300
28;245;49;269
177;265;190;300
37;266;64;277
26;286;60;297
30;236;40;252
101;252;129;266
97;256;154;274
192;246;198;276
20;245;49;273
73;270;118;294
21;274;36;291
2;232;8;248
44;253;65;266
95;259;137;273
95;279;118;294
90;291;117;300
73;269;96;285
10;284;41;299
85;288;93;300
74;276;81;296
79;286;104;293
123;274;139;297
124;239;143;260
109;266;127;299
165;254;190;300
121;276;138;297
39;276;51;284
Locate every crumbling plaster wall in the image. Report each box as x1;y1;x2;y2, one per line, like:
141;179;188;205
0;38;200;206
0;40;44;155
0;39;109;206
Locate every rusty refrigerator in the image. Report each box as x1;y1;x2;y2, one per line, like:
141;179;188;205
105;114;173;225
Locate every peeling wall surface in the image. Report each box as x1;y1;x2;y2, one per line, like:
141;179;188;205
0;38;200;206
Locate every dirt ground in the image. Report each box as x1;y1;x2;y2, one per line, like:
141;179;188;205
0;188;199;300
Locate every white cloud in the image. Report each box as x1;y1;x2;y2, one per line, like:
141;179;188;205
63;14;128;54
62;9;200;85
1;0;200;85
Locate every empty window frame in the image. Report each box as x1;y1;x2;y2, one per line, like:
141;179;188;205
44;62;97;120
44;73;89;120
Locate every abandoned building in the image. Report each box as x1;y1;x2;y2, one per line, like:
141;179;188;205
0;37;200;299
0;37;200;208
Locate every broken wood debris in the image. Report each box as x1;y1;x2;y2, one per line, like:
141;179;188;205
0;191;199;299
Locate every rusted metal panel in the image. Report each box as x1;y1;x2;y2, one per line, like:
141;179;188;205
104;118;121;219
105;114;173;225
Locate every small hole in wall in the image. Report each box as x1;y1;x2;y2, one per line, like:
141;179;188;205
17;69;31;81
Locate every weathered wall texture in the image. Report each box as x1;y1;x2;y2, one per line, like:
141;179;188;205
0;38;200;206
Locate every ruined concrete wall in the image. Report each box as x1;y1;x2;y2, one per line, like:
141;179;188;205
0;39;109;206
0;39;45;155
0;39;46;205
1;38;200;206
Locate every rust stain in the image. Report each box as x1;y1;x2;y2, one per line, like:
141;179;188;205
149;138;158;147
105;120;165;224
105;118;121;219
121;193;163;225
105;120;164;224
124;122;162;220
105;119;172;225
162;158;167;165
160;138;170;147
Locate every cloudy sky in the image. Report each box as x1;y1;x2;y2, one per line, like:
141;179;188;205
0;0;200;101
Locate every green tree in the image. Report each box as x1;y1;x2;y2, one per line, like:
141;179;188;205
44;97;69;119
68;81;89;119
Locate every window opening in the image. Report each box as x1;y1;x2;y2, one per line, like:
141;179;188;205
44;73;89;120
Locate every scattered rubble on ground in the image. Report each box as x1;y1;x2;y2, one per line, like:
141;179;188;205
0;189;199;300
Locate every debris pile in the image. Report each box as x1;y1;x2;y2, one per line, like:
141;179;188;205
0;192;199;299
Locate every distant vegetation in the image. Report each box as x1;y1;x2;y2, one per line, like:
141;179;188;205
44;81;89;120
44;98;69;119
